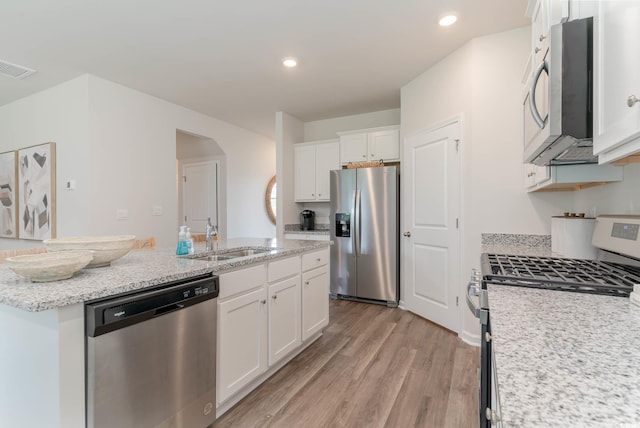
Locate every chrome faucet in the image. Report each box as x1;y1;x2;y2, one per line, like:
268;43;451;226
205;218;217;251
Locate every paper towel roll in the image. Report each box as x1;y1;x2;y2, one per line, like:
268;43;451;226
551;217;598;259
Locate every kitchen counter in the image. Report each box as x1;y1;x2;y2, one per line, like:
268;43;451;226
488;284;640;426
0;237;328;312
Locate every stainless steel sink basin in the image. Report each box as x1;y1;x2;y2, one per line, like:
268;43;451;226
192;254;236;262
221;248;271;257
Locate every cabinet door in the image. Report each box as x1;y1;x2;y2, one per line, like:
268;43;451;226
294;145;317;201
340;134;368;163
315;142;340;201
301;266;329;341
593;1;640;161
368;129;400;161
268;276;301;366
217;287;268;404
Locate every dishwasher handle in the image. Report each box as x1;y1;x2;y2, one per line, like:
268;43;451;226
86;273;218;337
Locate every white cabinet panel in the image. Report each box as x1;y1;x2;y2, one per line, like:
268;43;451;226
217;287;267;404
593;0;640;162
301;265;329;341
294;140;339;202
268;276;301;365
339;126;400;164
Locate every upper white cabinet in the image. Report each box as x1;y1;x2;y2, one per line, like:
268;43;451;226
593;1;640;163
294;139;340;202
338;126;400;164
524;163;623;192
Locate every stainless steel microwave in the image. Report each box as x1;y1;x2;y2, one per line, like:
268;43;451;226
523;17;594;166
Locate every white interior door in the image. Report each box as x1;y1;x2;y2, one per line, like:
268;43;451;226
182;160;218;233
402;121;460;332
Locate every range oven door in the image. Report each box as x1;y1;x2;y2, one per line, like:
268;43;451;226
467;278;500;427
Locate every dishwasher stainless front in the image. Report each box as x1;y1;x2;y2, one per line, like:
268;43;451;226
85;273;218;428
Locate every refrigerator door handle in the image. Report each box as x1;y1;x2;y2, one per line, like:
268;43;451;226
355;189;361;255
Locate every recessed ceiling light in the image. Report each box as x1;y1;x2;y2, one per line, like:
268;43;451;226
439;14;457;26
282;57;298;68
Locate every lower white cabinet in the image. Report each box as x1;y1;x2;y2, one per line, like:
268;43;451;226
268;276;301;365
217;285;268;405
301;249;330;341
217;249;329;414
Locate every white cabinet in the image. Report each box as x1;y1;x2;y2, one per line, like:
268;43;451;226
217;267;268;405
593;0;640;163
524;163;623;192
301;249;329;341
339;126;400;164
268;276;301;365
267;256;301;366
294;139;340;202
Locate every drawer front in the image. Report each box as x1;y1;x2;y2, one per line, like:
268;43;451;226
268;256;301;283
302;248;329;272
219;264;266;299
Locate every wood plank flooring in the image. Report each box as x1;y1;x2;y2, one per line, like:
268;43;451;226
214;299;479;428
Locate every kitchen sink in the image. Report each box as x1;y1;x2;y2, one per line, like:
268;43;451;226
191;248;273;262
220;248;271;257
192;254;237;262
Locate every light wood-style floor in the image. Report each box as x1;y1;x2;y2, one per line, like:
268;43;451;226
214;299;479;428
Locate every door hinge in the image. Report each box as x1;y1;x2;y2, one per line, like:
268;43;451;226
183;176;187;182
456;296;459;306
455;139;460;152
184;215;187;221
456;218;459;228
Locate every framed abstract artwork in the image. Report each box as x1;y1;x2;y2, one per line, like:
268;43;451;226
18;142;56;240
0;150;18;238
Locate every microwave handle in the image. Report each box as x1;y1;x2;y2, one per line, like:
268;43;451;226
529;59;549;129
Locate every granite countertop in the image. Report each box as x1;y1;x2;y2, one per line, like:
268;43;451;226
0;238;328;312
488;285;640;427
481;233;554;257
284;224;330;235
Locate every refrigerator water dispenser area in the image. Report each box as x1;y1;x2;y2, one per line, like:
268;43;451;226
335;213;351;237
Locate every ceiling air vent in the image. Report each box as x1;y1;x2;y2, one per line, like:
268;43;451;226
0;60;36;79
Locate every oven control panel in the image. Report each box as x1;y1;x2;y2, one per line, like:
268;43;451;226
592;215;640;259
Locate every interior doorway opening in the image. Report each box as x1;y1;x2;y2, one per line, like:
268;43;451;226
176;130;226;237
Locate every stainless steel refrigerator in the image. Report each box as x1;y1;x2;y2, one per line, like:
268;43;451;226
330;166;399;307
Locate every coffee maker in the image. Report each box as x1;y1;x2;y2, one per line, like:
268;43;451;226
300;210;315;231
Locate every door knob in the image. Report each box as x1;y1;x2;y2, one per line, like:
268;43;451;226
403;231;411;237
628;95;640;107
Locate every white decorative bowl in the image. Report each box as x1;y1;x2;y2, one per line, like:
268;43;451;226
44;235;136;268
6;250;94;282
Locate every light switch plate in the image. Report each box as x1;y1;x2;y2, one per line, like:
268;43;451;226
152;206;163;216
116;209;128;220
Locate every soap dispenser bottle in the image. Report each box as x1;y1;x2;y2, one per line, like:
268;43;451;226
176;225;189;255
186;227;194;254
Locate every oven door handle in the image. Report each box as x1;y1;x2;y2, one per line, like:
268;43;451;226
466;280;489;325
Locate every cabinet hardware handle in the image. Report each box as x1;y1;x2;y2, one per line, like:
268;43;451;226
260;299;266;304
362;154;366;158
534;46;541;54
305;281;310;285
316;258;321;262
272;295;277;300
628;95;640;108
403;231;411;237
318;193;322;197
539;34;546;42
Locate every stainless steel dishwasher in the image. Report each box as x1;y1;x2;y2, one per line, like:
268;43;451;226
85;273;219;428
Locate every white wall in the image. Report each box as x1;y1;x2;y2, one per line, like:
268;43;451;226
0;74;276;249
303;108;400;141
402;26;574;342
573;163;640;215
275;111;304;238
0;76;90;249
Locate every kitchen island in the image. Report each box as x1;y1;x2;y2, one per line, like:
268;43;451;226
0;238;329;428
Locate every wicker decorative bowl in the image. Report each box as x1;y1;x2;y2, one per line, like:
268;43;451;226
44;235;136;268
6;250;94;282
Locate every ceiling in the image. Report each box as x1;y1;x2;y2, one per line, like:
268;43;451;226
0;0;529;139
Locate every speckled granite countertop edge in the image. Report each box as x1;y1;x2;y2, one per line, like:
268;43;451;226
0;238;329;312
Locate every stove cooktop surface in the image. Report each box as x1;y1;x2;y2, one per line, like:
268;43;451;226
481;253;640;297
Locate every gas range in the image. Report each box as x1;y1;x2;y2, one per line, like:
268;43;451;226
481;215;640;298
